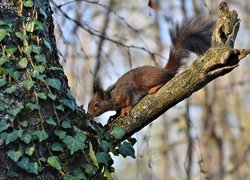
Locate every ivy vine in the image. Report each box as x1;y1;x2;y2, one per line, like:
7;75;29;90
0;0;136;179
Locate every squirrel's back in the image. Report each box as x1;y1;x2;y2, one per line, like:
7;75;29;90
165;17;214;73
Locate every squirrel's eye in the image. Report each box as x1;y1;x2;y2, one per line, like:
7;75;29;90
94;102;99;108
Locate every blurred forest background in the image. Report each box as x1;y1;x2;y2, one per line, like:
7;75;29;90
51;0;250;179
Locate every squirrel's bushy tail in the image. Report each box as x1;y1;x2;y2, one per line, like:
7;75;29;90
165;17;214;72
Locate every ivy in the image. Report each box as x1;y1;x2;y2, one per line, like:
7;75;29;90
111;126;125;140
63;133;86;155
47;156;62;171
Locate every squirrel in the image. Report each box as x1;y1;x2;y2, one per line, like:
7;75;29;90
87;17;214;118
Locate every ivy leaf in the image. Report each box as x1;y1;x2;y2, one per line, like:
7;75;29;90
63;133;86;155
35;54;46;63
111;126;125;140
62;98;76;110
46;78;61;91
18;58;28;69
33;20;43;30
25;21;34;32
118;141;135;158
22;80;35;90
46;118;57;126
5;130;19;144
23;45;32;56
47;156;62;171
34;65;45;73
15;32;29;41
84;164;98;175
0;78;6;87
7;149;23;162
96;152;112;166
89;142;98;168
0;55;9;66
5;45;17;56
100;140;110;151
8;103;24;117
20;132;32;144
10;71;21;80
62;121;71;129
32;45;41;54
5;85;17;94
56;104;64;111
17;157;38;174
54;130;66;140
47;93;56;100
37;92;47;100
0;120;10;132
25;146;35;156
51;142;64;152
0;101;6;111
20;120;28;128
0;29;8;42
26;103;40;110
23;0;34;7
33;130;48;142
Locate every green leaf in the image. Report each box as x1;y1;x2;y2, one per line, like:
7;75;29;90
47;156;62;171
46;78;61;91
100;140;110;151
35;54;46;63
5;131;19;144
15;32;28;41
56;104;64;111
23;45;32;56
51;142;64;152
16;129;24;138
0;29;8;42
7;149;23;162
96;152;111;166
22;80;35;90
104;168;112;180
5;45;17;56
62;121;71;129
33;20;43;30
20;132;32;144
23;0;34;7
29;162;39;174
37;92;47;100
46;118;57;126
26;103;40;110
33;130;48;142
10;71;21;80
25;22;34;32
0;101;6;111
89;142;98;168
32;45;41;54
34;65;45;73
111;126;125;140
84;164;98;175
0;55;9;66
0;78;6;87
47;93;56;100
5;85;17;94
54;130;66;140
25;146;35;156
20;120;28;127
17;157;38;174
18;58;28;69
8;103;24;117
62;98;76;110
118;141;135;158
0;120;10;132
63;133;86;155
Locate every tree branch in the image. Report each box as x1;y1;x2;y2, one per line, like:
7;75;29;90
104;2;250;143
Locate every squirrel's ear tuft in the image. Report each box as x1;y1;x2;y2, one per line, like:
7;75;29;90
93;77;104;94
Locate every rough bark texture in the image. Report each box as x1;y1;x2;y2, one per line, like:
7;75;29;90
104;2;250;143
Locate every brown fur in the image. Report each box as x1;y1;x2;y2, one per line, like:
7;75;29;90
87;17;214;118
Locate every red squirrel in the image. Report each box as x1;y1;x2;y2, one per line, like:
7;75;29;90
87;17;214;118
